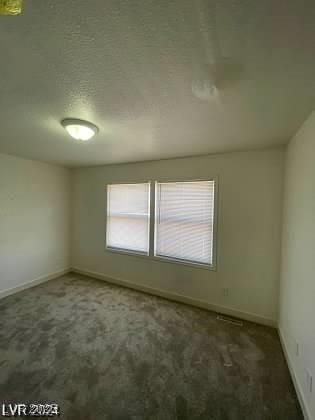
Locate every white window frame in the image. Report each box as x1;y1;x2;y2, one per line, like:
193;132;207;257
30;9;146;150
105;178;218;271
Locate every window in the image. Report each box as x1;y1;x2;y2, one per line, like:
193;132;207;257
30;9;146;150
106;179;216;269
106;183;150;254
155;181;215;266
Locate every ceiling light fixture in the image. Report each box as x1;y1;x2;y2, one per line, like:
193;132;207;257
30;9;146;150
61;118;99;141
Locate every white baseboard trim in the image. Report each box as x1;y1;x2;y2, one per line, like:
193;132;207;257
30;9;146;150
72;267;276;328
0;268;71;300
279;328;312;420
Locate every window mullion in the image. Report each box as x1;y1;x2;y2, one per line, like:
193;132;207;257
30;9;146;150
148;181;155;257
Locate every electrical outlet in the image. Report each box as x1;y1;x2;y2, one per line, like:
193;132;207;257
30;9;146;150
295;341;299;357
307;371;313;393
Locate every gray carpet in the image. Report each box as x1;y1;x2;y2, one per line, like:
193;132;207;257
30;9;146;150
0;274;302;419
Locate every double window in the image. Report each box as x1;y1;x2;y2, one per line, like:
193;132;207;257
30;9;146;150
106;180;216;268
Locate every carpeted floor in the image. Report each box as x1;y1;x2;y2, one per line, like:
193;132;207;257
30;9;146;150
0;273;302;419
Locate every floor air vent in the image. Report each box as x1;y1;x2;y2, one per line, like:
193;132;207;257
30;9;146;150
216;315;243;327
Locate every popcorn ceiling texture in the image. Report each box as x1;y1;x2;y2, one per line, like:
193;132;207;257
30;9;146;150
0;274;302;419
0;0;315;166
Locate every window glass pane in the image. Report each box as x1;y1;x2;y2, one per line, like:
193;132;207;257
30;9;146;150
155;181;215;265
106;183;150;253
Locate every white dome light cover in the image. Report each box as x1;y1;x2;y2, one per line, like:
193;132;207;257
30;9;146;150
61;118;99;141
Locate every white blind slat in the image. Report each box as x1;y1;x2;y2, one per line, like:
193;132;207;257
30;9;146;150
106;183;150;253
155;180;215;265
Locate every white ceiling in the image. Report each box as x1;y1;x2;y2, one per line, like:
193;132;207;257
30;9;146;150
0;0;315;167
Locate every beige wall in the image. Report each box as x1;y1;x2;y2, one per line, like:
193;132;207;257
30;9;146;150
72;148;284;325
279;112;315;419
0;153;71;295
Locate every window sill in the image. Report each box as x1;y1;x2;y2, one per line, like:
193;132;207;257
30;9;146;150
153;255;216;271
105;246;216;271
105;246;149;258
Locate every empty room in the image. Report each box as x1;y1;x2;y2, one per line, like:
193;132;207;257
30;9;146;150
0;0;314;419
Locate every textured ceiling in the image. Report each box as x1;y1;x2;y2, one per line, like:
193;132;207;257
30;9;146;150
0;0;315;167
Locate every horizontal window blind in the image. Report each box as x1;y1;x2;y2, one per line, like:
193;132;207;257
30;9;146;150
106;183;150;254
155;180;215;265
